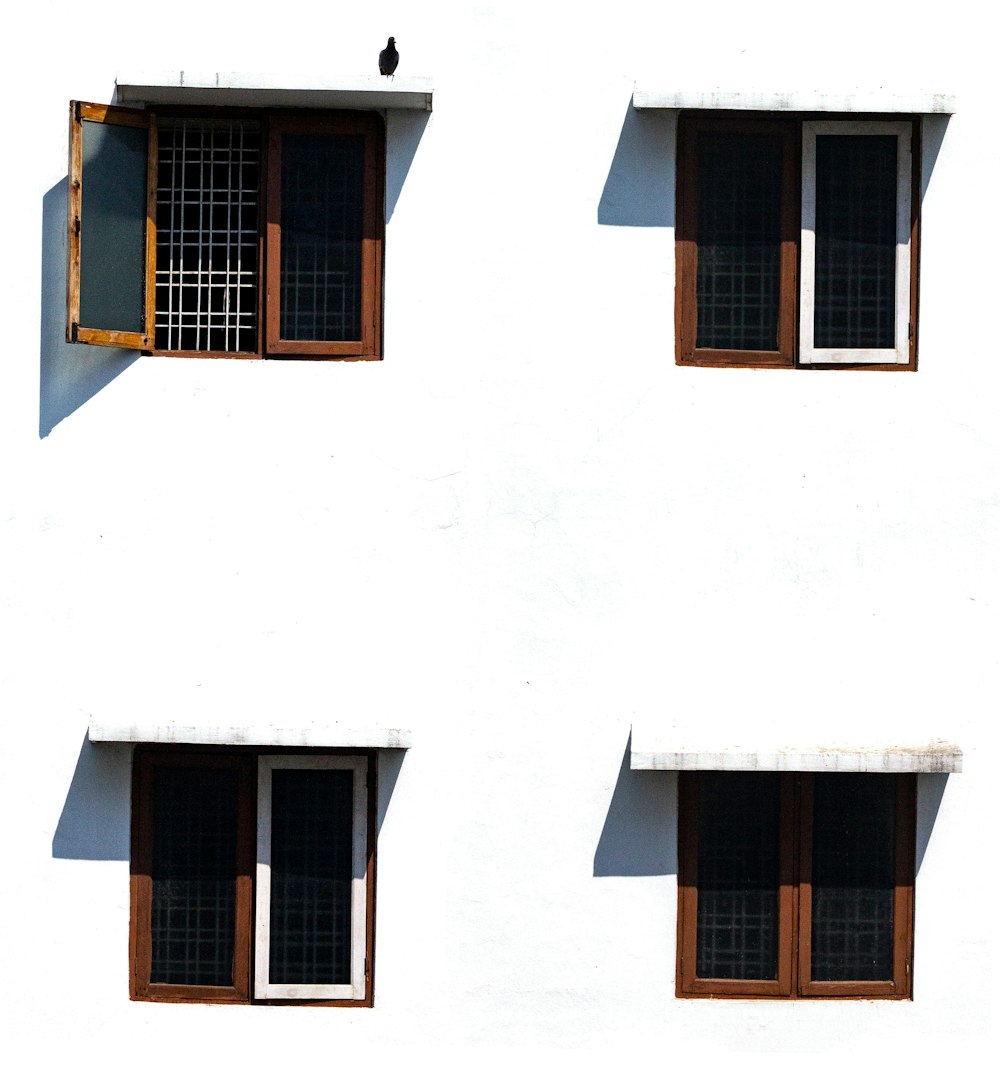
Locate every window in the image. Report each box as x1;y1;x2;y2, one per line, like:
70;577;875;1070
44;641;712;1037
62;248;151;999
677;772;915;998
67;102;384;359
676;114;917;368
130;747;374;1004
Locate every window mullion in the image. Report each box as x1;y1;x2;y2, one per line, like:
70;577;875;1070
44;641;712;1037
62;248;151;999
779;772;799;997
794;772;815;995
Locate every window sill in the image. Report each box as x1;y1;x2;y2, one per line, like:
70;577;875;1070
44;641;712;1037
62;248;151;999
115;71;434;112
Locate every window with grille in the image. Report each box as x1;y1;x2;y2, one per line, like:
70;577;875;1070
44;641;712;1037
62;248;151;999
130;748;374;1005
676;115;917;368
676;771;915;999
67;102;384;360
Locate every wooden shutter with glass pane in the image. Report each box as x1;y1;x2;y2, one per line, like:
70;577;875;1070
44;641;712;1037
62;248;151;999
67;101;156;349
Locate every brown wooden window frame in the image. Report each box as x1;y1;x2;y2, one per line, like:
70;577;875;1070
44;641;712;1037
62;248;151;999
67;102;385;361
677;771;916;1000
130;745;378;1006
675;112;920;371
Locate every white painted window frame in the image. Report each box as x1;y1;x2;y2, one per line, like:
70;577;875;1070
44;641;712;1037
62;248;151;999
799;120;912;366
254;754;368;1001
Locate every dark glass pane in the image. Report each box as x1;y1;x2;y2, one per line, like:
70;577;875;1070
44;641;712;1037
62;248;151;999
696;773;780;980
814;135;897;349
151;766;238;986
811;774;896;982
696;133;783;351
80;119;148;333
269;769;354;985
154;119;260;352
280;134;364;343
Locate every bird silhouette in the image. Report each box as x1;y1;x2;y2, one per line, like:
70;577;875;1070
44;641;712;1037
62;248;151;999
379;37;399;77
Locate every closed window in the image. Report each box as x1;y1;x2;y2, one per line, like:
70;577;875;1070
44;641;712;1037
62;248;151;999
677;772;915;998
68;102;384;360
130;747;374;1004
676;115;917;368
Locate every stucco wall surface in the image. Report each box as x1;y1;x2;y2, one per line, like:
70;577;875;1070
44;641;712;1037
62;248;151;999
0;0;995;1075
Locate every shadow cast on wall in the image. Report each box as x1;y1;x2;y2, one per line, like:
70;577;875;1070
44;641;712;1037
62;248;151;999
39;180;138;438
598;98;675;229
915;771;948;875
593;734;951;880
386;110;431;223
593;736;677;877
598;100;948;229
39;106;430;437
52;735;132;861
52;732;408;862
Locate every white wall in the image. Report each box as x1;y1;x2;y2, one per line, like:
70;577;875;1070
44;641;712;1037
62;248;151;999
0;0;995;1074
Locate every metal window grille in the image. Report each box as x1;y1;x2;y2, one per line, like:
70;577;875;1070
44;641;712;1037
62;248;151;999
268;769;354;986
810;774;896;981
279;134;364;343
150;766;239;987
696;133;783;352
696;773;780;981
814;135;898;350
155;118;260;353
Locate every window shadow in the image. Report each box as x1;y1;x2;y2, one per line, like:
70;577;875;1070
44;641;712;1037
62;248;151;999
385;110;431;223
597;103;948;228
920;115;950;202
592;737;948;879
376;747;406;834
39;179;139;438
52;734;132;860
593;735;677;877
597;97;675;228
52;732;407;862
915;771;948;876
39;106;429;437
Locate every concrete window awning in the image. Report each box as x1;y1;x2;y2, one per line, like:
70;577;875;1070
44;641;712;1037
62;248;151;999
630;737;962;773
115;71;434;112
88;720;412;750
632;87;956;115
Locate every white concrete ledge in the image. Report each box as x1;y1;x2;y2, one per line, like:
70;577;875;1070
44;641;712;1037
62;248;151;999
633;87;956;115
88;721;412;749
631;742;962;773
115;71;434;112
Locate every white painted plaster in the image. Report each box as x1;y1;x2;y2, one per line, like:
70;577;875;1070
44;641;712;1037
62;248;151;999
0;0;994;1069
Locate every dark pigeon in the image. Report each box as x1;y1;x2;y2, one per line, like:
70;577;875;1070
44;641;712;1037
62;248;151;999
379;37;399;77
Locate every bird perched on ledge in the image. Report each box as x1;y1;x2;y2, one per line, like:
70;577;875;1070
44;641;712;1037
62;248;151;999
379;37;399;77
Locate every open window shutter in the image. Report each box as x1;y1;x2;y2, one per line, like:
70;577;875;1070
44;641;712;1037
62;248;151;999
67;101;155;349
